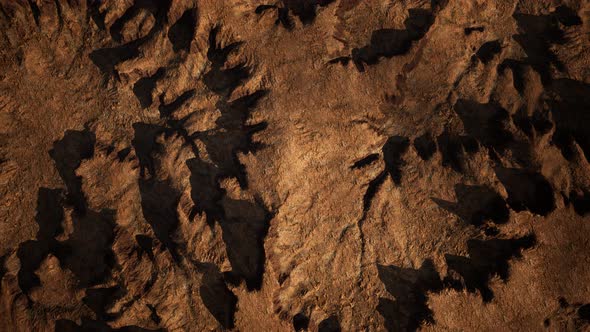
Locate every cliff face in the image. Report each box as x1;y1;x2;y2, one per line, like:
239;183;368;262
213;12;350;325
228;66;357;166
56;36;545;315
0;0;589;331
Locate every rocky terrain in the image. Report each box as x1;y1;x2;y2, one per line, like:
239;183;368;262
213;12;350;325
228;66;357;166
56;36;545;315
0;0;589;331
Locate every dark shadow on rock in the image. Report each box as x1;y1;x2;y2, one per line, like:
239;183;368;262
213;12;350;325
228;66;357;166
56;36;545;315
377;260;442;332
186;158;224;226
351;153;379;169
255;0;335;29
0;254;6;287
512;6;580;84
445;234;536;302
89;40;144;79
87;0;106;30
456;99;539;167
219;197;272;290
135;234;155;261
55;318;164;332
579;304;590;322
138;178;181;262
318;315;341;332
547;79;590;162
203;26;249;97
17;188;64;293
360;171;387;221
544;298;590;329
20;125;117;291
199;263;237;329
133;68;165;108
330;8;434;71
497;59;529;95
474;40;501;64
255;4;277;15
274;6;293;30
414;133;437;161
90;0;172;79
174;25;272;294
109;0;172;43
168;8;197;53
293;312;310;331
203;61;249;98
495;167;555;216
200;91;268;189
454;100;514;155
568;190;590;217
512;107;553;139
158;89;195;119
553;5;583;26
464;26;484;35
382;136;410;185
59;209;116;288
26;0;40;26
17;240;49;294
282;0;335;25
432;184;509;226
117;147;132;162
147;303;161;324
49;129;96;214
83;286;125;321
498;7;581;97
436;129;479;174
328;56;351;66
18;187;115;291
186;157;272;290
132;123;167;178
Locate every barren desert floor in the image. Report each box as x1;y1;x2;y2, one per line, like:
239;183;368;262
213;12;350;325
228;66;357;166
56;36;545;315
1;0;590;331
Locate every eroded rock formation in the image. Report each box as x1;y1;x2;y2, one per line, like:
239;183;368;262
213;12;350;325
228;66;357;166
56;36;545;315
0;0;589;331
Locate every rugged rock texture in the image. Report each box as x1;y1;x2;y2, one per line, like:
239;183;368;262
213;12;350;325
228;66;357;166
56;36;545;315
0;0;589;331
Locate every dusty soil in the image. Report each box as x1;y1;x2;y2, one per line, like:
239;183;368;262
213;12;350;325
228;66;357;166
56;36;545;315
0;0;589;331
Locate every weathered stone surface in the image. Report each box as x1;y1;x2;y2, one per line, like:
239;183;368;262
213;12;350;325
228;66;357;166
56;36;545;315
0;0;589;331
